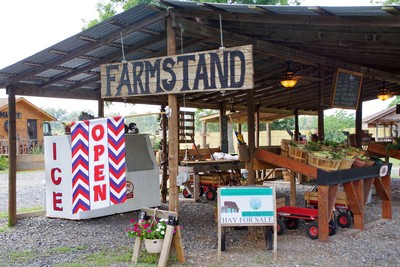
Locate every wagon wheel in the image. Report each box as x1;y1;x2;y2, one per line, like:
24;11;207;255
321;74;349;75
329;220;337;236
337;211;353;228
307;221;319;239
265;227;273;250
276;218;286;235
285;218;300;229
205;188;217;201
182;186;204;199
182;188;192;198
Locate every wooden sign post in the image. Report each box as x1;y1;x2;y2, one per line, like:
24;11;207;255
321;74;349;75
217;187;277;260
132;207;185;267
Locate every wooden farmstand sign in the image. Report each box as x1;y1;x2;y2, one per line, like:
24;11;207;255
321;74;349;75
100;45;254;98
217;187;277;259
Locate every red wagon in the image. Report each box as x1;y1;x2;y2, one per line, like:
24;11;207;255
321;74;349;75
276;206;337;239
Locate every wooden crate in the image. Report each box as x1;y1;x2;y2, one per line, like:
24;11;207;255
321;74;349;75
304;191;348;207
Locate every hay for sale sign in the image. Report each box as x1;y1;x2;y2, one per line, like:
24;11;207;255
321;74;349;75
101;45;253;99
218;187;275;226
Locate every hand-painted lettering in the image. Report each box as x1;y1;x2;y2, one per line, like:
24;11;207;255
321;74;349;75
51;168;62;185
93;184;107;201
101;45;253;98
94;164;105;182
53;192;63;211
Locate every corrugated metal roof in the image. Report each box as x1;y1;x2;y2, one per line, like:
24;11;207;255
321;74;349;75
0;1;399;114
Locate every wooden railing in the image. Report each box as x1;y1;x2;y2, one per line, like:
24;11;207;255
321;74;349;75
0;139;44;155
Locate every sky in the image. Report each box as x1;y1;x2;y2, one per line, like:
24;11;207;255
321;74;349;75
0;0;392;117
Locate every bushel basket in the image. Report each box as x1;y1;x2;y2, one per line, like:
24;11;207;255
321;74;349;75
308;153;341;172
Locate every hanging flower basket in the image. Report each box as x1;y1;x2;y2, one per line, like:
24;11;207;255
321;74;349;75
144;238;164;254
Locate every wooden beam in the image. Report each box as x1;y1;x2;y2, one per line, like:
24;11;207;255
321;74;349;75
11;83;99;100
255;149;317;178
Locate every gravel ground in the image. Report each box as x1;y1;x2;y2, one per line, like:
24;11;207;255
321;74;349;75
0;170;399;267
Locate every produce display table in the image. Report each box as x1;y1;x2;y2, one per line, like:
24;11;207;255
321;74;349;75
255;148;392;242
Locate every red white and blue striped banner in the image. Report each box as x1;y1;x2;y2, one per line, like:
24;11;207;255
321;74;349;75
71;120;90;214
107;116;127;204
71;117;127;214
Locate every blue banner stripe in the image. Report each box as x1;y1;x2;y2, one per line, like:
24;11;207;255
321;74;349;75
220;188;273;196
242;211;274;217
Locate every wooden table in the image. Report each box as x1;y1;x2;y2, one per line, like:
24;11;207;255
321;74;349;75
179;159;244;201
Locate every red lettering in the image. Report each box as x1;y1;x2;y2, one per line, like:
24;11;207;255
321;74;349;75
93;145;105;161
94;164;105;182
53;192;63;211
92;124;104;141
51;168;62;185
52;142;57;160
93;184;107;201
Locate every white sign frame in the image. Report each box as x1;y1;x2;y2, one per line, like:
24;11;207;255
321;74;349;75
217;186;277;259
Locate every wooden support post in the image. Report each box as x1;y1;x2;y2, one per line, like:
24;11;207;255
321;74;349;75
247;90;255;185
327;185;339;213
318;64;325;141
381;175;392;219
7;87;17;226
256;105;260;148
289;171;296;206
161;104;168;203
353;180;364;229
317;185;329;241
97;96;104;118
355;101;362;148
166;15;179;213
294;109;299;141
201;121;207;149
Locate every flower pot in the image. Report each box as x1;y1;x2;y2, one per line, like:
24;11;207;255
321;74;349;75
144;239;164;253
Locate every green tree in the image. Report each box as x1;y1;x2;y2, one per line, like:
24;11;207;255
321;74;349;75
323;110;355;143
83;0;294;29
388;95;400;107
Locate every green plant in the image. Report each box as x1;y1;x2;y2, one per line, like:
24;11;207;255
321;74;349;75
0;156;8;170
126;217;167;240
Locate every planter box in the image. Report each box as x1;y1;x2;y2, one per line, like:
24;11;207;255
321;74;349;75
16;154;44;171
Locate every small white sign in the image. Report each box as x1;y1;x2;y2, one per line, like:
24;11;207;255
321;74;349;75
219;187;275;226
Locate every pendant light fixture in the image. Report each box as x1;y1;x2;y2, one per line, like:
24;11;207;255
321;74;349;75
377;81;391;101
280;61;298;88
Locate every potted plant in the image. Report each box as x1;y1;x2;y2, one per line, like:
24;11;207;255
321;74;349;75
126;217;168;253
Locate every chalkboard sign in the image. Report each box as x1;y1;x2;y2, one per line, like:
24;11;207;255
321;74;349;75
331;69;363;109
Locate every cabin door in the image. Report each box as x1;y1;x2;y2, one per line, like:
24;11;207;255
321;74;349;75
27;119;37;140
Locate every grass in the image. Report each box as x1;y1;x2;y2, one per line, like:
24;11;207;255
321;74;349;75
51;245;87;254
55;245;181;267
57;245;132;267
8;250;37;264
0;206;43;219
